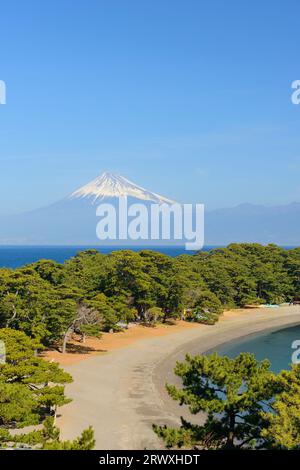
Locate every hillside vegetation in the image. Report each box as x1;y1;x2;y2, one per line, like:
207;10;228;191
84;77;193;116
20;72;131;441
0;243;299;351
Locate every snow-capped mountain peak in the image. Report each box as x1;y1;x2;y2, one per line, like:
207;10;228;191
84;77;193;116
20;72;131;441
69;172;175;204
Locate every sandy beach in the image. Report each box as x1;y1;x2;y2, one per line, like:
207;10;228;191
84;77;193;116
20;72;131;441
57;306;300;449
44;320;203;366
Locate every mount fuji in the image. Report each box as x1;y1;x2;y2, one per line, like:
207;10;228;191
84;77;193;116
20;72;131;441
69;172;175;205
1;171;300;246
0;172;177;245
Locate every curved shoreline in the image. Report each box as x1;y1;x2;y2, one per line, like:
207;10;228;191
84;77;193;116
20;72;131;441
59;306;300;450
204;320;300;356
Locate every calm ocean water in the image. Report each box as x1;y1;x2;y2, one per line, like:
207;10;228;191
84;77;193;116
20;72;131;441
0;245;296;269
216;324;300;372
0;245;216;269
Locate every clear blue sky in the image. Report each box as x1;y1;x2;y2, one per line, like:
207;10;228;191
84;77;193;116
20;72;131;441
1;0;300;214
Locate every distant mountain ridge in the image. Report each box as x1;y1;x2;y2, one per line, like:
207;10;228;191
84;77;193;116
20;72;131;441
0;172;299;246
206;202;300;245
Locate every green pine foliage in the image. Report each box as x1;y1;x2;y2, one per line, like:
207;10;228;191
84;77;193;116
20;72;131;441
261;365;300;449
0;244;299;350
0;416;95;450
0;329;95;449
0;329;72;428
153;352;300;450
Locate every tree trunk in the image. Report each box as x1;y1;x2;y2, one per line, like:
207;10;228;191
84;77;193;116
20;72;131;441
53;405;57;425
62;327;72;354
6;305;17;328
62;334;68;354
225;413;235;449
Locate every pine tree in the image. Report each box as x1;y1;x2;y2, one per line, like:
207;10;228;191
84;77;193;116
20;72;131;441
0;416;95;450
153;352;279;449
0;329;72;428
262;365;300;449
0;329;95;450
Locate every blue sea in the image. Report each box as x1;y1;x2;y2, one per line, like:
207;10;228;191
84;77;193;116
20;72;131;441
0;245;296;269
216;324;300;372
0;245;216;269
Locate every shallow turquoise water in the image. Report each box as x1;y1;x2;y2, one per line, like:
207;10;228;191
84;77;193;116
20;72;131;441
216;324;300;373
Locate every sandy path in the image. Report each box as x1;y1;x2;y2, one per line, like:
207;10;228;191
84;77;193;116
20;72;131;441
58;306;300;449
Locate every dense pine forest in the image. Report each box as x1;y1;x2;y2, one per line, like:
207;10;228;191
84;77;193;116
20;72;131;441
0;243;300;351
